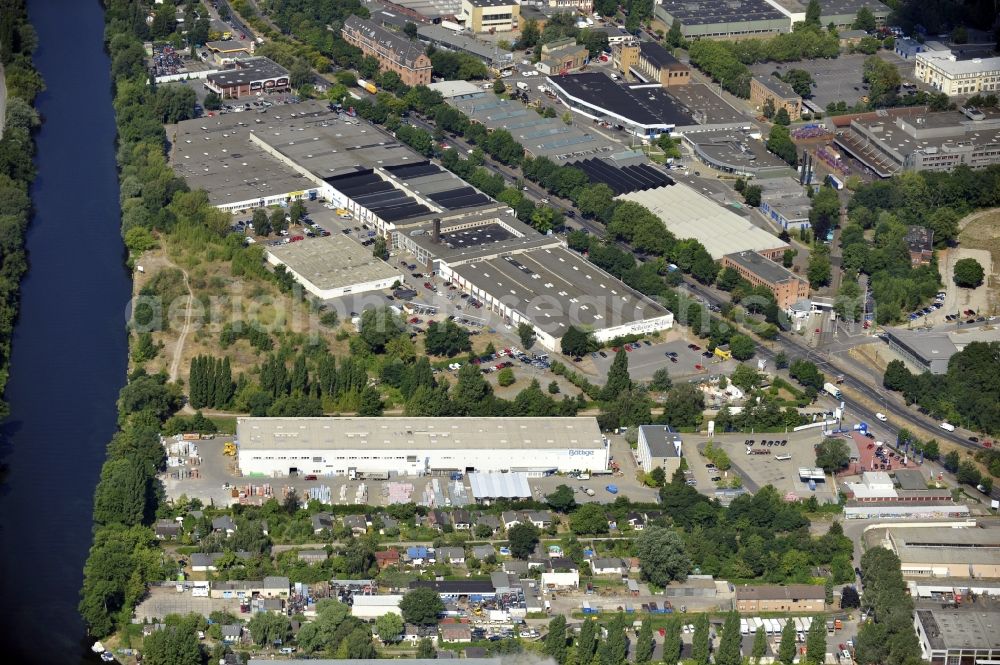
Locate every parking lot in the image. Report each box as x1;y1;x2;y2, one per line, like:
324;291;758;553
134;585;242;623
684;430;840;503
588;332;738;382
752;52;916;111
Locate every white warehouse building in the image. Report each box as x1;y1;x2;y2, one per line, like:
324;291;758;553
236;417;609;477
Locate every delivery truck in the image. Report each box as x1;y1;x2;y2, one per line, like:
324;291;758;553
356;78;377;94
823;382;842;399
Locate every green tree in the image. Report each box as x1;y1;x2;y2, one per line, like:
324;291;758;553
778;617;797;664
546;484;576;512
806;615;827;664
601;348;633;401
767;125;797;165
662;616;683;665
853;7;876;31
203;91;222;110
662;383;705;428
650;466;667;487
692;613;710;665
248;612;291;646
497;367;516;387
508;522;541;559
636;619;654;664
808;251;832;287
805;0;821;26
518;322;536;349
375;612;404;643
773;107;791;126
599;615;628;665
717;612;743;665
728;334;755;360
143;625;202;665
359;307;406;353
545;614;568;664
404;21;418;39
416;637;436;658
372;235;388;260
92;458;147;527
561;326;595;356
841;585;860;609
493;78;507;95
578;617;598;663
816;438;850;472
400;587;445;626
953;258;985;288
650;367;673;392
570;503;609;535
636;526;691;586
752;625;768;663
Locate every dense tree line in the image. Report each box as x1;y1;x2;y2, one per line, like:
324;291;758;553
0;0;41;419
883;342;1000;435
689;25;839;99
854;547;923;665
188;354;234;409
659;481;854;583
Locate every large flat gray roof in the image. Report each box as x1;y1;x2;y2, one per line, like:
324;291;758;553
170;111;317;206
266;234;402;290
236;417;604;451
449;245;669;337
618;184;787;259
889;525;1000;565
916;609;1000;651
657;0;785;25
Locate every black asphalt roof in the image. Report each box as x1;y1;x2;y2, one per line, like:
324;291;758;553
326;169;430;221
428;187;491;210
554;74;694;127
573;158;672;195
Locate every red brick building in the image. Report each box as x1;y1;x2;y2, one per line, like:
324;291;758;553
342;15;432;87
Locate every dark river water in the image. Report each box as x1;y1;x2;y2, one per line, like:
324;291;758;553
0;0;130;661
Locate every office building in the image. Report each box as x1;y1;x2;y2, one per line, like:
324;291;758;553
460;0;520;33
721;251;810;309
536;38;589;75
416;24;514;69
636;425;682;475
882;326;1000;375
834;106;1000;177
750;75;803;121
616;41;690;87
654;0;788;39
342;15;432;86
915;51;1000;96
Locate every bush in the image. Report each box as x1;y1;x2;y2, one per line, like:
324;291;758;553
497;367;515;387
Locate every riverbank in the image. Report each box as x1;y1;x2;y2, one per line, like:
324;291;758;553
0;0;131;662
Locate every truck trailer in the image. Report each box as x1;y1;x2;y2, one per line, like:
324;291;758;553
823;382;842;399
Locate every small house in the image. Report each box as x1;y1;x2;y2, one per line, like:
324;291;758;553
220;624;243;643
212;515;237;535
343;514;369;535
154;519;182;540
438;546;466;565
375;549;400;569
475;514;501;534
451;509;472;530
591;557;626;576
472;544;496;560
311;512;334;534
439;623;473;643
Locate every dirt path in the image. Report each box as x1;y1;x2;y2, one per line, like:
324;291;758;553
164;254;194;383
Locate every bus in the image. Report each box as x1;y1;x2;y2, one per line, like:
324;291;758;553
826;174;844;190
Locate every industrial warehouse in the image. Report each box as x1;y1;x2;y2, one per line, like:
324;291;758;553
169;100;676;350
235;417;610;477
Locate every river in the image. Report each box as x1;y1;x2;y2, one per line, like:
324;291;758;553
0;0;130;661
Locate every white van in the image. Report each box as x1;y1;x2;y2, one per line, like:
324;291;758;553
940;422;956;432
